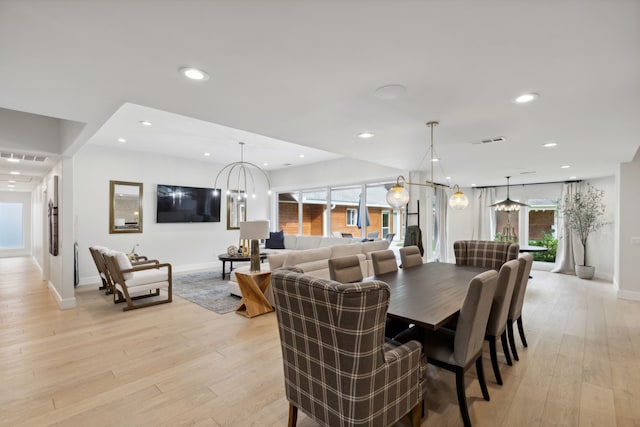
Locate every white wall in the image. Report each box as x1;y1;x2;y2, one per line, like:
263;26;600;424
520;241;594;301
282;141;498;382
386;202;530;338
617;157;640;300
0;190;31;257
74;145;270;285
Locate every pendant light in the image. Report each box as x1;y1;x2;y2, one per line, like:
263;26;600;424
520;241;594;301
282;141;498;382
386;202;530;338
489;176;528;211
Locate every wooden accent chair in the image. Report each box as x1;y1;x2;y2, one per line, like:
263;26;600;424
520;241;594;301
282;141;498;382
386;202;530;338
328;255;363;283
453;240;519;270
396;270;498;427
371;249;398;275
485;259;519;385
89;246;115;294
399;245;423;269
103;251;172;311
271;268;424;427
507;253;534;361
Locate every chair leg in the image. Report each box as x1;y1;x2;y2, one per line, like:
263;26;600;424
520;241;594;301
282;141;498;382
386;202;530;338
455;367;472;427
288;403;298;427
507;319;519;361
501;331;512;366
475;357;490;401
488;336;503;385
411;401;422;427
517;316;528;347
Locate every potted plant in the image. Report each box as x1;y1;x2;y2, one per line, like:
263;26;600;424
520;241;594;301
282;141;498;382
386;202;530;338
562;184;606;279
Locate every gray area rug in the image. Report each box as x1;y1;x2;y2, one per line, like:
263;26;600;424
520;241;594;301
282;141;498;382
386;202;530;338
173;270;240;314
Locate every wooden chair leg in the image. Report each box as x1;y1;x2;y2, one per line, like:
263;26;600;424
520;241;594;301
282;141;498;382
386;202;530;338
501;330;512;366
411;401;422;427
517;316;528;347
288;403;298;427
455;367;472;427
488;336;503;385
507;319;519;361
475;357;490;401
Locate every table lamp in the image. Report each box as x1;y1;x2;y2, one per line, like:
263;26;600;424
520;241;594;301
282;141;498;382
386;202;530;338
239;220;270;272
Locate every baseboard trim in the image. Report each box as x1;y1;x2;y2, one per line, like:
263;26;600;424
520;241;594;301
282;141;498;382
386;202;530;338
617;289;640;301
48;280;76;309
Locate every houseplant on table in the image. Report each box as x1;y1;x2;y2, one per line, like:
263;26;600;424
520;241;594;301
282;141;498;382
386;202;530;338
562;184;606;279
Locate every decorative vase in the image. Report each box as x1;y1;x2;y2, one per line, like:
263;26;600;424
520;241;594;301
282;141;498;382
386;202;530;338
575;265;595;280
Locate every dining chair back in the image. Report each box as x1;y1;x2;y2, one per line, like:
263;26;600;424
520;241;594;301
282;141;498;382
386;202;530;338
328;255;363;283
400;245;423;269
507;253;534;361
371;249;398;275
453;240;519;270
271;269;424;427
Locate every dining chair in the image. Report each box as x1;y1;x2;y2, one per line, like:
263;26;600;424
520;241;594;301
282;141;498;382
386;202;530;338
507;253;534;361
271;268;424;427
341;232;353;238
367;231;380;239
395;269;498;427
370;249;398;275
485;259;519;385
328;255;363;283
385;232;396;243
400;245;423;268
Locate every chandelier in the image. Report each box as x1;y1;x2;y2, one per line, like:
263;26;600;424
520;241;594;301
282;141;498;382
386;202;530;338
213;142;271;199
386;121;468;210
489;176;528;211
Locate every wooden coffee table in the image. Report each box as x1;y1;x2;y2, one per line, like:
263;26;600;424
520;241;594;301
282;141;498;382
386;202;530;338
218;253;267;279
235;271;273;318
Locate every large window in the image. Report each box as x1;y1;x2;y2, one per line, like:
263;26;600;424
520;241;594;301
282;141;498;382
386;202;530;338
277;192;300;234
526;199;558;262
0;202;23;249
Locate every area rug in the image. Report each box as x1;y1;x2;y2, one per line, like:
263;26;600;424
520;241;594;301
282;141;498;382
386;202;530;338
172;270;240;314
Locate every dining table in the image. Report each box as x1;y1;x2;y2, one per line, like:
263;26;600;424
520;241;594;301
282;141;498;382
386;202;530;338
372;262;491;331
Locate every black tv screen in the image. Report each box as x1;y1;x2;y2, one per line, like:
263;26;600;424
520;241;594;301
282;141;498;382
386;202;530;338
156;184;221;223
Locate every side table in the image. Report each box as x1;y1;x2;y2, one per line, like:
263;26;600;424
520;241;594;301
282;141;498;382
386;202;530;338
235;271;273;318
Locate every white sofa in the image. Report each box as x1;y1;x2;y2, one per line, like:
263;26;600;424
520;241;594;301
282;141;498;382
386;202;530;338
227;236;390;297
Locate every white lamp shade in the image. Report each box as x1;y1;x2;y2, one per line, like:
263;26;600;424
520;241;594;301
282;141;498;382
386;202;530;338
449;190;469;210
239;220;270;240
386;185;410;208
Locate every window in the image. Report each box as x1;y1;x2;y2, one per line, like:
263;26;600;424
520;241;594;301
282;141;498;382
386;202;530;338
346;208;357;226
526;199;559;262
0;202;23;249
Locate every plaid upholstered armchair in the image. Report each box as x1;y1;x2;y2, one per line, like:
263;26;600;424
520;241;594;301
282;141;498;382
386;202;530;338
453;240;519;270
271;268;424;427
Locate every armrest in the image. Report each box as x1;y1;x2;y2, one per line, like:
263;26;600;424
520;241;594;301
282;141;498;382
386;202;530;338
383;339;422;364
132;258;159;266
122;262;172;275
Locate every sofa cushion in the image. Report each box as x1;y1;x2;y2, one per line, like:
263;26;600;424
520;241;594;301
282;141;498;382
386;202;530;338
361;240;391;259
284;247;332;267
265;231;285;249
113;251;134;280
330;243;363;259
268;253;288;270
295;236;323;250
318;237;351;247
284;234;298;249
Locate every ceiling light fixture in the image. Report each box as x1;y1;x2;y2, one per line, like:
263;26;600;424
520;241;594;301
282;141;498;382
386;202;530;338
374;84;406;100
357;132;375;139
117;138;127;143
212;142;271;200
489;176;528;211
561;165;571;169
10;171;20;175
7;157;20;163
542;142;557;148
139;120;152;126
386;121;468;210
515;93;539;103
204;152;211;157
179;67;210;81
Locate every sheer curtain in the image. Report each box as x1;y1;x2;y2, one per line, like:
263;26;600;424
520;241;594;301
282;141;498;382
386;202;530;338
433;187;448;262
472;187;496;241
552;181;582;274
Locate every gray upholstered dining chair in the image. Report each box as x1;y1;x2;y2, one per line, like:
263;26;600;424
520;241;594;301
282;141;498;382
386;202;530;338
370;249;398;275
395;270;498;427
328;255;363;283
507;253;534;361
399;245;423;269
271;268;424;427
485;259;519;385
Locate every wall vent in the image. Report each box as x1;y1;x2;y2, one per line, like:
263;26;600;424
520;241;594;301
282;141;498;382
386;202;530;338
472;136;506;145
0;152;48;162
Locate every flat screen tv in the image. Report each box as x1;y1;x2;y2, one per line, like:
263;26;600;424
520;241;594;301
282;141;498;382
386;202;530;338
156;184;221;223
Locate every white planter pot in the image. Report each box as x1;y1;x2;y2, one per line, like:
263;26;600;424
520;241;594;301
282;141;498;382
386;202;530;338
575;265;595;280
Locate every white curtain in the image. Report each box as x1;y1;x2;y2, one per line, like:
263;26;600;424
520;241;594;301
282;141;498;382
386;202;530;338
433;187;448;261
472;187;496;241
552;181;582;274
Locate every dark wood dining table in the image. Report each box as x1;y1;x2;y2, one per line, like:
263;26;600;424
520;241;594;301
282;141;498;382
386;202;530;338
372;262;491;331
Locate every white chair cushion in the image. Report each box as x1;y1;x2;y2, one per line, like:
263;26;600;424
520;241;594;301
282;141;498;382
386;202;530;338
113;251;134;280
125;269;168;287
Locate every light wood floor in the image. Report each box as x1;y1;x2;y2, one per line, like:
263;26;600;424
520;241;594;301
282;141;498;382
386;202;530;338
1;257;639;427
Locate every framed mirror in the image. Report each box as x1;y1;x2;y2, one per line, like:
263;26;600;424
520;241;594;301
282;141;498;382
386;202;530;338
110;180;143;234
227;190;246;230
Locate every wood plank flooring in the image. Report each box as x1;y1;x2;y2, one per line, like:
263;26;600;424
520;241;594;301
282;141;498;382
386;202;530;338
1;256;638;426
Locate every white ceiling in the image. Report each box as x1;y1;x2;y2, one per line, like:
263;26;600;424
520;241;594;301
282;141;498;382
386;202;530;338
1;0;639;192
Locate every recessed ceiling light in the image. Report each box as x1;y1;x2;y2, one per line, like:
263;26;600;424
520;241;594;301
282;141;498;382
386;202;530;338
515;93;539;103
569;176;577;179
204;152;210;157
8;180;16;183
7;157;20;163
299;154;305;158
10;171;20;175
431;158;440;162
374;84;406;100
139;120;152;126
445;176;452;180
8;184;15;188
179;67;210;81
561;165;571;169
357;132;375;139
263;162;269;166
542;142;557;148
471;183;477;187
117;138;127;143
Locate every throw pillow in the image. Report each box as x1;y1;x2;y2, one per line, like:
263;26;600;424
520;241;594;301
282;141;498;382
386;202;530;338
266;230;285;249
